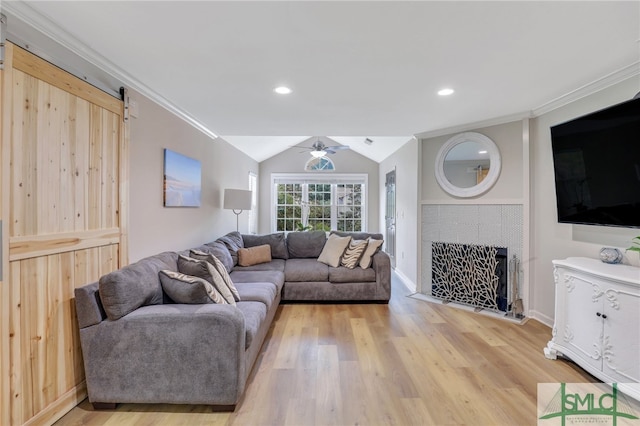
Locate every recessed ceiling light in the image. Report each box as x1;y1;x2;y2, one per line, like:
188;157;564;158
274;86;292;95
438;88;454;96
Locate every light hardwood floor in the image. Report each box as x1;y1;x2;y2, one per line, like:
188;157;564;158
55;276;630;426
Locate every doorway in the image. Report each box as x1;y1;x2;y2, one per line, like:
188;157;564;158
385;169;396;267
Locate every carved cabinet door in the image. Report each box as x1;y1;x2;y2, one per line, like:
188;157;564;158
562;271;604;372
601;285;640;384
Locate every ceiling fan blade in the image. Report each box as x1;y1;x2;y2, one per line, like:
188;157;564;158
326;145;350;150
292;144;313;150
324;149;336;154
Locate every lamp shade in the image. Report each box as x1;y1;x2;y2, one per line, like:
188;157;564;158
223;189;252;210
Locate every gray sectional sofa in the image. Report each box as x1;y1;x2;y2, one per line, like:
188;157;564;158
74;231;390;409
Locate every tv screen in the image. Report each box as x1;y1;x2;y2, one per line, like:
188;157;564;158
550;97;640;228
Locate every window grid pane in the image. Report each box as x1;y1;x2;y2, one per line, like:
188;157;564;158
308;182;331;232
336;184;363;232
275;183;303;232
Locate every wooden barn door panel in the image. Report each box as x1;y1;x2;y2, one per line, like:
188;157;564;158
1;42;127;426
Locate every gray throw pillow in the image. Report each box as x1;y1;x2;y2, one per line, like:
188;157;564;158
159;270;228;304
202;241;234;273
216;231;244;266
177;255;236;305
190;249;241;302
242;232;289;259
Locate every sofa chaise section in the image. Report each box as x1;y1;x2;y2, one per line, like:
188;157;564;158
75;247;281;410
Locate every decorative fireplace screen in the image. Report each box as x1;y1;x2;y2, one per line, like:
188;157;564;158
432;242;508;311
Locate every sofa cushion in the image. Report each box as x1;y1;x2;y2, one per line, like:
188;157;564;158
232;259;286;272
230;270;285;293
216;231;244;266
285;258;329;282
340;239;368;269
287;231;326;258
359;237;384;269
189;250;240;302
317;234;351;267
99;251;177;320
234;282;278;309
177;255;237;305
329;266;376;283
242;233;288;259
330;231;384;241
235;301;267;349
202;241;234;273
159;270;228;304
237;244;272;267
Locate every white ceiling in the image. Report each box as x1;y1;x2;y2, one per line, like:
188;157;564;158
6;1;640;163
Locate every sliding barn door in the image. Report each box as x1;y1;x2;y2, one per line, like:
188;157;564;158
0;42;129;426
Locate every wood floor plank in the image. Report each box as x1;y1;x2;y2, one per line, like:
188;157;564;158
314;345;343;425
338;360;376;425
54;274;640;426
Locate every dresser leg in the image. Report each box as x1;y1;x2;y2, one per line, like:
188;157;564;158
544;344;558;360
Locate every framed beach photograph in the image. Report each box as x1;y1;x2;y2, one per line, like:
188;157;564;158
163;149;202;207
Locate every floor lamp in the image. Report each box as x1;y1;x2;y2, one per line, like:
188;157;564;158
223;189;252;232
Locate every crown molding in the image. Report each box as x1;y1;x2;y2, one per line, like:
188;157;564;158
531;61;640;117
414;111;532;140
2;1;218;140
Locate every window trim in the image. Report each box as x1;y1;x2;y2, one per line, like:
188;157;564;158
248;171;258;234
271;173;368;233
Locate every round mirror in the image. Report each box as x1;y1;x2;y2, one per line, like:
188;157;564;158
435;132;501;198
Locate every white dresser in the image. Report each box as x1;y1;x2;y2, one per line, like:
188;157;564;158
544;257;640;401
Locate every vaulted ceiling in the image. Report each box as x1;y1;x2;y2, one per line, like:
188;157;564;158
5;1;639;162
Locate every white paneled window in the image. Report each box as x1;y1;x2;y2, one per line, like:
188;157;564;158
248;172;258;234
271;173;367;233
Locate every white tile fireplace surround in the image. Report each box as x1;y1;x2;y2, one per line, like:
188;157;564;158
421;204;524;312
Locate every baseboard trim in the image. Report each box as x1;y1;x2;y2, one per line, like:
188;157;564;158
392;269;416;293
24;381;87;426
528;310;554;328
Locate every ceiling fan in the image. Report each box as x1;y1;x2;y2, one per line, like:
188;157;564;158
296;139;350;158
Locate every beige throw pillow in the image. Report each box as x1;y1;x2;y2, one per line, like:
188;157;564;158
237;244;272;266
189;250;240;302
341;239;368;269
359;238;384;269
317;234;351;267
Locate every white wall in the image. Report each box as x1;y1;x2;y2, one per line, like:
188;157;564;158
128;90;258;262
379;139;419;289
530;77;640;324
422;121;524;201
258;137;380;234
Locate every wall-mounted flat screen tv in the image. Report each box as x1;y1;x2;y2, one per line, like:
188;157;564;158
550;96;640;228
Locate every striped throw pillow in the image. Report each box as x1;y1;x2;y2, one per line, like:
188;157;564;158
340;239;368;269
